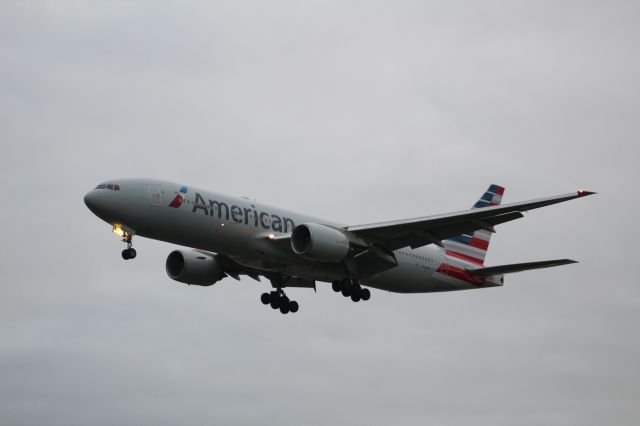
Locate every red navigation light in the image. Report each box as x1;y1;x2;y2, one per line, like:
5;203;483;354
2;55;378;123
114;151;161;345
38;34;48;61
576;189;596;197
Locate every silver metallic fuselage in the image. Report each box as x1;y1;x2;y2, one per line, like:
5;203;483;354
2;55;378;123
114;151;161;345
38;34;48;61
84;178;495;293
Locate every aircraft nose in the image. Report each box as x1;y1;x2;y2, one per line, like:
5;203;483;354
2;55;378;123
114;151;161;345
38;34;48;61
84;190;102;215
84;189;117;218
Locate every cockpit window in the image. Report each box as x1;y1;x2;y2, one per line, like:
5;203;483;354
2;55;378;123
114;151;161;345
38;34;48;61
95;184;120;190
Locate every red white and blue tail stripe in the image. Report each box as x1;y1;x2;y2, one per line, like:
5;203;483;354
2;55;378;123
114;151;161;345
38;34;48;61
442;185;505;266
472;184;504;208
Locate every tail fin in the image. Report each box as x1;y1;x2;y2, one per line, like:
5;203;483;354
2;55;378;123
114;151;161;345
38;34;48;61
442;184;505;266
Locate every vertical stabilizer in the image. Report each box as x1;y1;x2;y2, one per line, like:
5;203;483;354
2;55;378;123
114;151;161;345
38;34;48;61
443;185;505;265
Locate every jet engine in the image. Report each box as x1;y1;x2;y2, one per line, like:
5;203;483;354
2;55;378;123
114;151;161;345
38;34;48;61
291;223;350;262
166;250;225;286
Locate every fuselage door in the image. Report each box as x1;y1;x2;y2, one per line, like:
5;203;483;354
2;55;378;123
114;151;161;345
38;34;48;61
149;186;162;207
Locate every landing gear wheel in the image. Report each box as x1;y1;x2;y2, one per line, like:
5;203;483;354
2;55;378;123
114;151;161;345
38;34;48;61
263;288;299;314
360;288;371;301
260;293;271;305
121;248;136;260
341;287;351;297
332;281;343;292
351;292;361;302
120;233;136;260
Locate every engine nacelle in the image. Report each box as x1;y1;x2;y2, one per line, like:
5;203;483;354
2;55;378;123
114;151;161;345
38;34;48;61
166;250;225;286
291;223;350;262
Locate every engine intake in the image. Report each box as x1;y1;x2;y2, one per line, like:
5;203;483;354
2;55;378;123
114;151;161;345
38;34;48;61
166;250;225;286
291;223;350;262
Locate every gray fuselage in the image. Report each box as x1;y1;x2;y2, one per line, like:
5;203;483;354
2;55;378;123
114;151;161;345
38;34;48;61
84;178;492;293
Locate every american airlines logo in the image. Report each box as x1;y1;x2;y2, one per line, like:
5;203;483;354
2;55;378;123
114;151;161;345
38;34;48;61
191;192;296;232
168;185;189;208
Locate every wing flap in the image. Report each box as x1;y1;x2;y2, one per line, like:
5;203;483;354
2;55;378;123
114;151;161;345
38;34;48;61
195;249;317;289
467;259;578;276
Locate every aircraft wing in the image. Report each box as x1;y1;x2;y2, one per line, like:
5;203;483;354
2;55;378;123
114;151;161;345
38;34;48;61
193;250;262;281
196;250;316;289
346;190;594;251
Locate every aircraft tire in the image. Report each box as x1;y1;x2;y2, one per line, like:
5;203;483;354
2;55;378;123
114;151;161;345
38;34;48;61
122;248;136;260
360;288;371;301
331;281;342;292
341;288;351;297
289;301;299;313
260;293;270;305
280;304;290;314
270;299;279;309
351;293;361;302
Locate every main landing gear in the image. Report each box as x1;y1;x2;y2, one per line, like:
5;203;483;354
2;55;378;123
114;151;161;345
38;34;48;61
121;234;137;260
332;279;371;302
260;289;299;315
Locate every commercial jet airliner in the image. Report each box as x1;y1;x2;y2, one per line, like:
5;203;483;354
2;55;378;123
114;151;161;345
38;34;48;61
84;179;594;314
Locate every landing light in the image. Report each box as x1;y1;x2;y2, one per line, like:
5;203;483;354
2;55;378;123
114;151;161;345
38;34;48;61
112;224;128;238
268;233;275;240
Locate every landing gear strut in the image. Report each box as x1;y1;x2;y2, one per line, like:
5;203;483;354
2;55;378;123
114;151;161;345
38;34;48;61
260;289;299;314
332;279;371;302
121;234;137;260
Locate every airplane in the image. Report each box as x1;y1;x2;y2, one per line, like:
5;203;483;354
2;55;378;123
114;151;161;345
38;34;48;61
84;179;594;314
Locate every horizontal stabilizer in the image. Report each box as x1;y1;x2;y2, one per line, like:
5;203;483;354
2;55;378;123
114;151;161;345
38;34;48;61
467;259;578;276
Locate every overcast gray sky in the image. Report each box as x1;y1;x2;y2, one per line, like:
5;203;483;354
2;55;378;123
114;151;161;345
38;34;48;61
1;1;639;425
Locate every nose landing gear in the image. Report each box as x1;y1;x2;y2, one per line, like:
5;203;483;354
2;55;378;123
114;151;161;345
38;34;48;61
260;289;299;314
113;225;137;260
332;279;371;303
121;234;137;260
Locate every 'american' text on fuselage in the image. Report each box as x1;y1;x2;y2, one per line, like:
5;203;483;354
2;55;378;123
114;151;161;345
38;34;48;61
192;193;295;232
